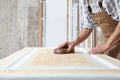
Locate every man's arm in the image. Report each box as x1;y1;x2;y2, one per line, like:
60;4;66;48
67;28;92;52
106;21;120;46
57;28;92;52
89;21;120;54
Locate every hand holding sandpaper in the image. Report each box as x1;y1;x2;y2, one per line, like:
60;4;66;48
54;42;75;54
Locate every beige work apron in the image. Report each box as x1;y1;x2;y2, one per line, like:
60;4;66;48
91;9;120;59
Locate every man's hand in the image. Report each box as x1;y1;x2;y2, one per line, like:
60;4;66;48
89;21;120;55
57;28;92;53
89;43;110;54
57;41;75;53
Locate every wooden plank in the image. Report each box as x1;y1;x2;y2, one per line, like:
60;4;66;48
93;28;97;47
38;2;43;47
0;48;120;75
22;49;99;67
66;0;69;41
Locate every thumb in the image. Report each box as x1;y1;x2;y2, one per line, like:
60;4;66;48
67;47;71;53
89;50;92;55
67;45;73;53
67;42;75;52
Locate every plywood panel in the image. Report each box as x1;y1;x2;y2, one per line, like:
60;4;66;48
22;49;99;67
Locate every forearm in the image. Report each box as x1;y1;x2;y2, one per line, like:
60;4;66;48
72;28;93;47
106;21;120;46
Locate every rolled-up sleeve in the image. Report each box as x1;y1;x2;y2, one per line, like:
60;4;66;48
115;0;120;21
82;12;96;29
81;0;96;29
105;0;120;21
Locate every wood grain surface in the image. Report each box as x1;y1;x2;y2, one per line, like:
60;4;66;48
22;49;99;67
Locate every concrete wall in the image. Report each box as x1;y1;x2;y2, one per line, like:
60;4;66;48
0;0;39;59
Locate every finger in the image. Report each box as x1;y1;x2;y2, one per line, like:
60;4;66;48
67;45;73;53
89;50;95;55
89;48;97;54
89;50;92;55
57;43;64;48
67;47;71;53
58;42;68;49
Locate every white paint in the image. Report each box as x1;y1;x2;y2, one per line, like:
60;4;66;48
1;74;120;79
4;48;35;69
75;48;119;69
90;55;119;69
9;48;38;69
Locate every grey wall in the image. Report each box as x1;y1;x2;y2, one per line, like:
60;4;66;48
0;0;39;59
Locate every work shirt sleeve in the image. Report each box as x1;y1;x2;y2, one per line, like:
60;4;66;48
115;0;120;21
104;0;120;21
81;0;96;29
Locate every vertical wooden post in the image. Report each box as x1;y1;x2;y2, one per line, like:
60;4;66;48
93;28;97;47
66;0;69;41
38;2;43;47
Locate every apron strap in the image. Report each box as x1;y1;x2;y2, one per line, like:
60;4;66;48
86;0;92;13
86;0;104;13
98;0;104;9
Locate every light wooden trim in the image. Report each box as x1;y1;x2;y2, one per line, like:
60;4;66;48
38;2;43;47
93;27;97;47
66;0;69;41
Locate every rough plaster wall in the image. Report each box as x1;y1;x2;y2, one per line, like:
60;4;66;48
0;0;18;58
0;0;39;59
27;7;38;47
17;0;39;48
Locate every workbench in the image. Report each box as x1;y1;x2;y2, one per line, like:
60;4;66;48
0;47;120;80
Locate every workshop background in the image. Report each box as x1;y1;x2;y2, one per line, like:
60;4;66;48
0;0;104;59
